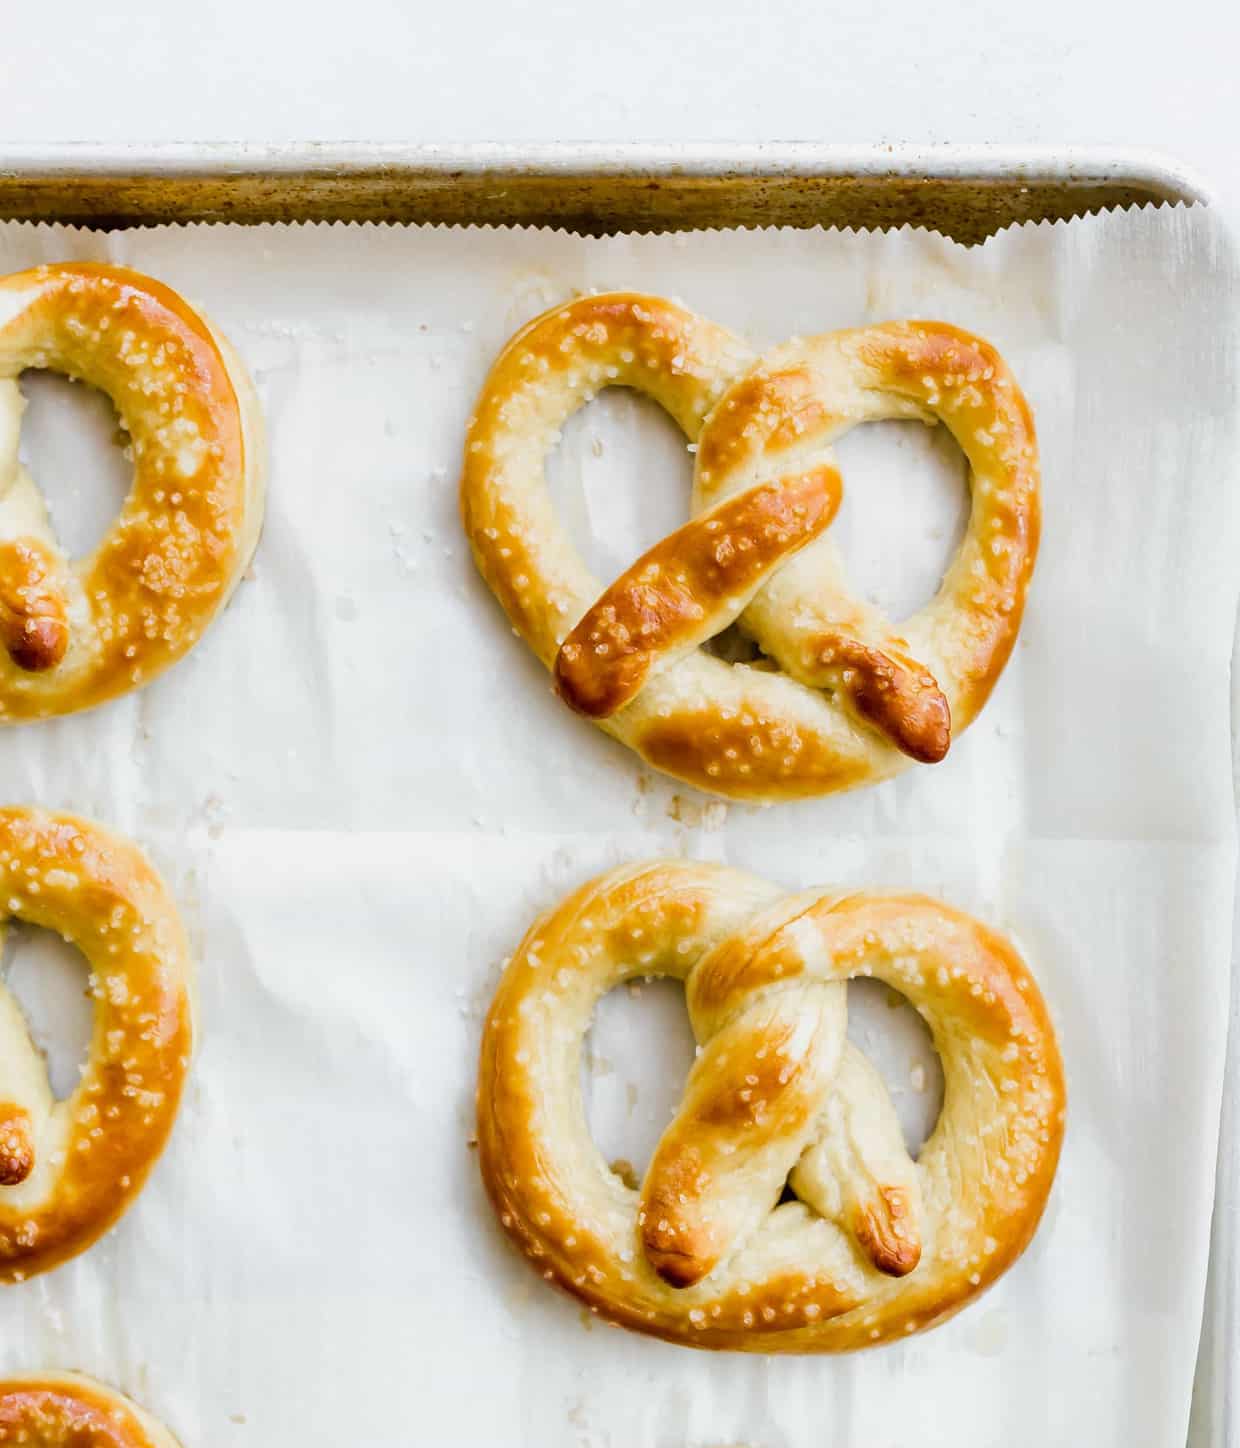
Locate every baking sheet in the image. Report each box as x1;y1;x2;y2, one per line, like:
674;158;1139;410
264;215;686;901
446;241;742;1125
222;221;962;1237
0;143;1208;236
0;205;1235;1448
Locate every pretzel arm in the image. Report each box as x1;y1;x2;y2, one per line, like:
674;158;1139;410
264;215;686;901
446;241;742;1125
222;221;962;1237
798;634;951;763
555;466;841;718
789;1043;922;1275
640;980;845;1287
0;539;69;672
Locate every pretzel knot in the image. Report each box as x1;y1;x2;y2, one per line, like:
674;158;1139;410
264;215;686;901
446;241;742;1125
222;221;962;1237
0;262;265;722
462;293;1039;801
477;862;1065;1351
0;1373;181;1447
0;808;193;1283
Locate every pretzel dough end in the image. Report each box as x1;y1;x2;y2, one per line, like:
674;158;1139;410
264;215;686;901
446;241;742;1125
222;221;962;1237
0;540;69;673
853;1186;921;1277
0;1104;33;1187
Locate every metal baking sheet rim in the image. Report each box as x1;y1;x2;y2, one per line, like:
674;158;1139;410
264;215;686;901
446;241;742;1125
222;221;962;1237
0;141;1216;241
0;140;1232;1445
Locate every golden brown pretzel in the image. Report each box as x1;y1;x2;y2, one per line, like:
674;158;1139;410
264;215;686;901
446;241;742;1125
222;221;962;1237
477;861;1064;1351
462;293;1039;801
0;808;193;1282
0;1373;181;1447
0;262;265;721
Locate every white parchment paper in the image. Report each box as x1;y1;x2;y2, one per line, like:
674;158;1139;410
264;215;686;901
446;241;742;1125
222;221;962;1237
0;205;1235;1448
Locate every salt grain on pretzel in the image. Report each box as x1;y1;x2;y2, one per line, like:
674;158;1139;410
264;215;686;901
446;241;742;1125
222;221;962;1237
477;860;1064;1351
0;1373;181;1447
0;808;193;1283
0;263;264;721
462;293;1039;801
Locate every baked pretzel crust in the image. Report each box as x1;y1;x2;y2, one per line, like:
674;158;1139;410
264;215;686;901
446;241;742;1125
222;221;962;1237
0;263;265;721
0;807;193;1282
462;293;1039;801
0;1373;181;1447
477;861;1065;1351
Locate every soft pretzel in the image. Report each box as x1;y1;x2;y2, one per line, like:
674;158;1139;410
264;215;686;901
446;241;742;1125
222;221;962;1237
477;861;1064;1351
0;1373;180;1447
0;807;193;1282
462;293;1039;801
0;262;264;721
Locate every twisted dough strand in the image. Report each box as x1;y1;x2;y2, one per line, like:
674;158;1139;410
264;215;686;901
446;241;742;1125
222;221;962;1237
0;263;264;721
462;293;1039;801
0;807;193;1283
477;861;1064;1351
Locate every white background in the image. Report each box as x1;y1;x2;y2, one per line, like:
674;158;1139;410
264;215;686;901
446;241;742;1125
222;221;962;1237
0;6;1237;1445
0;0;1234;219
